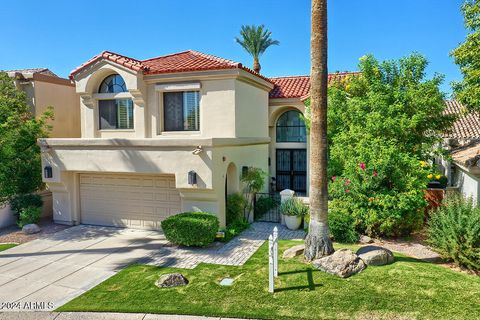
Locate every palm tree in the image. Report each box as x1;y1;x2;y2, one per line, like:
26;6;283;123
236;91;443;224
235;25;279;73
304;0;334;261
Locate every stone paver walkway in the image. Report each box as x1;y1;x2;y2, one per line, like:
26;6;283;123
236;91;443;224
0;222;304;311
146;222;305;269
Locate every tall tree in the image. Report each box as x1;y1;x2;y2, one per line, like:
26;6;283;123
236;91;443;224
451;0;480;111
304;0;334;261
235;25;279;73
0;72;52;205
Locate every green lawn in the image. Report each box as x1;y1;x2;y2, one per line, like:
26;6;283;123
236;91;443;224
59;241;480;320
0;243;17;251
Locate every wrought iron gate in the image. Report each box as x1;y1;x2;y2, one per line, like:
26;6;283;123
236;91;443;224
253;193;281;222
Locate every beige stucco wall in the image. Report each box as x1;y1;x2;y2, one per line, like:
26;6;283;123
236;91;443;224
42;62;273;229
235;80;269;137
41;138;269;227
34;80;81;138
148;78;237;138
74;62;146;139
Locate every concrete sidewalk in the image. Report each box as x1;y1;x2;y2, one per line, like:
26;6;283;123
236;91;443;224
0;311;250;320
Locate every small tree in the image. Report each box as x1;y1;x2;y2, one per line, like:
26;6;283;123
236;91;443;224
323;54;455;237
451;0;480;111
0;72;52;207
240;167;267;221
235;25;279;73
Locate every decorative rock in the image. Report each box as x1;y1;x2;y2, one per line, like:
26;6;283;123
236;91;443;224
357;246;394;266
155;273;189;288
359;235;374;244
22;224;41;235
312;249;366;278
283;244;305;258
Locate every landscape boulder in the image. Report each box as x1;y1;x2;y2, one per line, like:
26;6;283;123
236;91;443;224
283;244;305;258
312;249;366;278
155;273;189;288
359;235;374;244
22;224;41;235
356;246;394;266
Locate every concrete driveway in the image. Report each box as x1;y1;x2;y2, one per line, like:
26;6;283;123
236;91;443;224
0;225;168;311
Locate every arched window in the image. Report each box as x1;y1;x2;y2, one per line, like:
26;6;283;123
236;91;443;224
98;74;127;93
97;74;133;130
276;110;306;142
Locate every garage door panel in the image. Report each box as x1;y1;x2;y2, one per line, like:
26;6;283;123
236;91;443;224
80;174;181;230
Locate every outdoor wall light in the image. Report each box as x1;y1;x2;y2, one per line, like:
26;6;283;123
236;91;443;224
44;166;53;179
188;170;197;185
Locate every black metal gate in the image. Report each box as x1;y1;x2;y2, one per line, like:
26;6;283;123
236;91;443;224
253;193;281;222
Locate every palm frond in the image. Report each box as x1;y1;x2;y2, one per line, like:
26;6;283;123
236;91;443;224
235;24;279;59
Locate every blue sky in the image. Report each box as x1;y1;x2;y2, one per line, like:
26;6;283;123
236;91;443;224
1;0;466;94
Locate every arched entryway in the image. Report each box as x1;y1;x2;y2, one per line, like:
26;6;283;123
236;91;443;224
275;110;307;194
225;163;239;196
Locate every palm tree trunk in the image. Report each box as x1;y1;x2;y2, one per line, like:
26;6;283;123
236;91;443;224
304;0;334;261
253;57;261;73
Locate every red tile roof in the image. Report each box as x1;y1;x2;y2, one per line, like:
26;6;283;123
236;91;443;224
444;100;480;139
70;50;272;83
269;72;359;99
70;51;149;78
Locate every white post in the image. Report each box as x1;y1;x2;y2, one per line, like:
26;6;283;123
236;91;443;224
273;226;278;277
279;189;295;225
268;234;274;293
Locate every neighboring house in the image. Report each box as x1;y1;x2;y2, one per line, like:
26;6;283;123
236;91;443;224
6;68;81;138
39;50;351;229
0;69;80;228
439;100;480;204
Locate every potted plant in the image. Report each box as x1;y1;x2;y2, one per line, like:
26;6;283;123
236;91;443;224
280;197;309;230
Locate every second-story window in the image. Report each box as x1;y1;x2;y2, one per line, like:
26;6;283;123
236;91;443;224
163;91;200;131
98;74;134;130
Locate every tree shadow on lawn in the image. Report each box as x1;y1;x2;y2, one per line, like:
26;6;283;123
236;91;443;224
394;255;444;265
275;268;323;292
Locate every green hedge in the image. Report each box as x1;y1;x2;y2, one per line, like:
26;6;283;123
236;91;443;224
161;212;219;247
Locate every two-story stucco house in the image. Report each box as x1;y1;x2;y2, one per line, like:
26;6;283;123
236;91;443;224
40;50;350;229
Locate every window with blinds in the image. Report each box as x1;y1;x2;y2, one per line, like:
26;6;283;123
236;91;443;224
99;99;134;130
163;91;200;131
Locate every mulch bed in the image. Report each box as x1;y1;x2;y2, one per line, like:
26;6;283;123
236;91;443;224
0;217;71;244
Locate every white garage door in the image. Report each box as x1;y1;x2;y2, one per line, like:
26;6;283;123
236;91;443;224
80;173;181;229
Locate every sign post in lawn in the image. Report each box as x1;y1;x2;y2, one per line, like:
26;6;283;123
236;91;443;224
268;226;279;293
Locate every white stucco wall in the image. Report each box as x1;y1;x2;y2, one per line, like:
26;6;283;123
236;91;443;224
452;164;480;205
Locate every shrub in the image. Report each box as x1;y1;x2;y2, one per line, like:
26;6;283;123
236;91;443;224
427;195;480;271
280;197;308;217
222;218;250;242
240;167;267;221
226;193;246;225
328;200;359;243
328;148;426;237
254;195;279;216
17;206;41;228
161;212;219;247
10;193;43;215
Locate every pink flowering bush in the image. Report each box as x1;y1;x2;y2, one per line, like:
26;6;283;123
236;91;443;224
329;139;429;237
